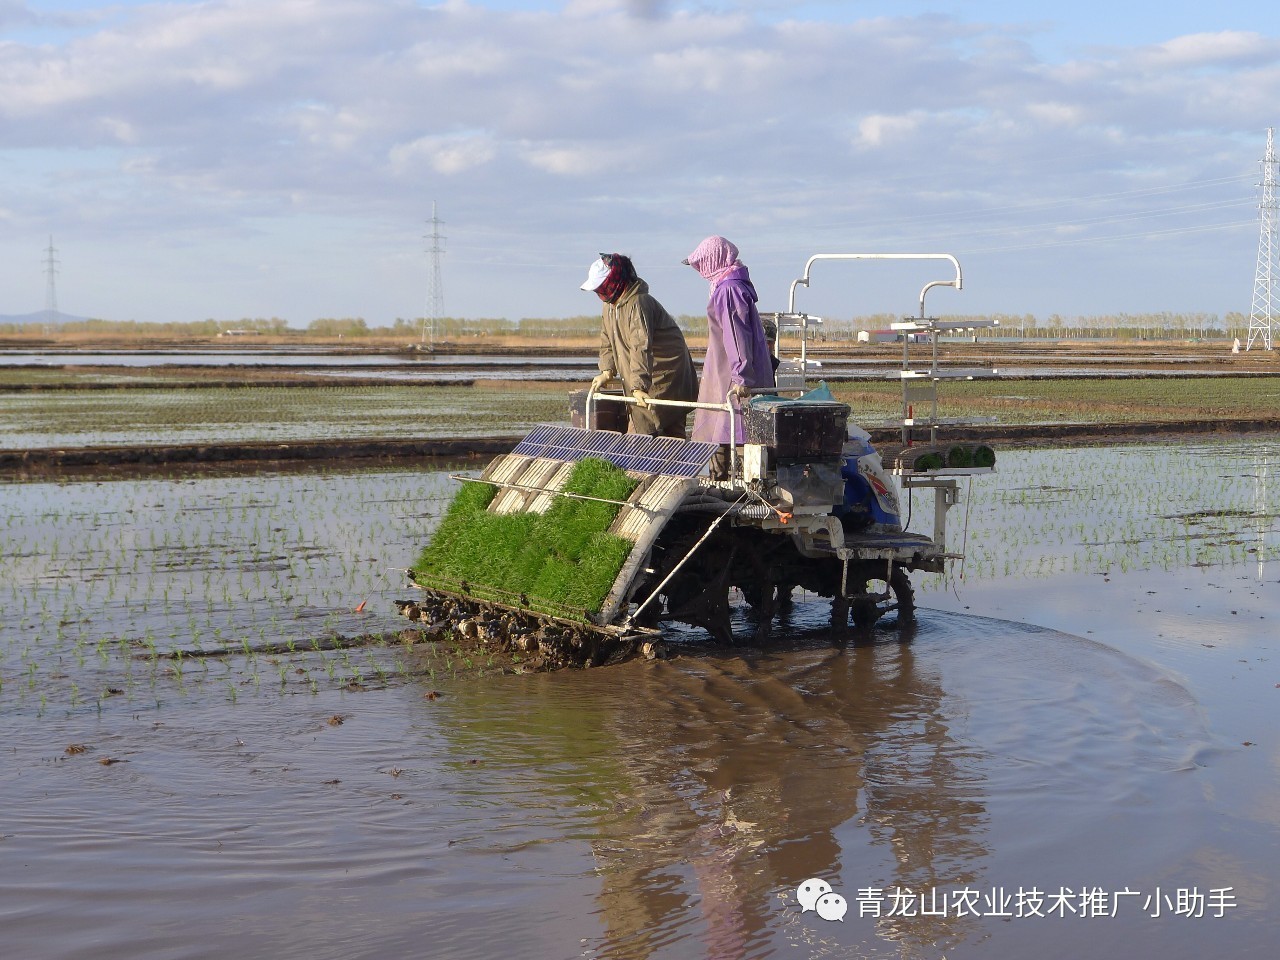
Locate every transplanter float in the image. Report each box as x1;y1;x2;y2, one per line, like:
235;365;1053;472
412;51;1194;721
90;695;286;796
399;253;997;667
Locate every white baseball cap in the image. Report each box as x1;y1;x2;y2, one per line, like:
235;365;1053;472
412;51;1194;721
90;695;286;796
580;257;610;291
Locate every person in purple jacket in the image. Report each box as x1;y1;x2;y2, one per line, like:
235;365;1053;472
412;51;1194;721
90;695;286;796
683;235;775;478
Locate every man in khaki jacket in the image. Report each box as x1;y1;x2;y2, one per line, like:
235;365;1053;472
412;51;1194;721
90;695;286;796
581;253;697;438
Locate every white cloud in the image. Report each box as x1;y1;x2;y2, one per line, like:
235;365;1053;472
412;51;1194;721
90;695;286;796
96;116;138;143
854;112;921;148
1143;30;1279;69
292;104;371;151
406;38;510;79
1024;101;1085;127
0;0;31;27
388;132;497;175
518;141;632;176
0;1;1276;324
121;155;158;175
649;45;781;94
563;0;669;17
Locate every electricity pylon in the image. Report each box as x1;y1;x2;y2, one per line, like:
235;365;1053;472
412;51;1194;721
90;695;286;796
43;235;59;335
1247;128;1278;351
423;202;445;347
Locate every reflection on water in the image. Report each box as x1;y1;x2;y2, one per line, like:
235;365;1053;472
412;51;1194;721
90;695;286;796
1253;449;1271;582
0;606;1226;960
419;608;1217;959
3;440;1278;958
574;635;988;958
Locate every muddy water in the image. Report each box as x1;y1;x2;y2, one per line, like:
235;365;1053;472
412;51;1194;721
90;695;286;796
1;613;1262;960
2;438;1278;959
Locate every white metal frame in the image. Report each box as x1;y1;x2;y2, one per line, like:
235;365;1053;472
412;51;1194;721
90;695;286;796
787;252;963;318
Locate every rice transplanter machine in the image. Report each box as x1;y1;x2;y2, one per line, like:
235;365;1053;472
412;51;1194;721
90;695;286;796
402;253;997;666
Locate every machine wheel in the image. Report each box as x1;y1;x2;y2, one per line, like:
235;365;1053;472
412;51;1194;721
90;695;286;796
643;519;739;645
738;538;790;644
848;564;916;631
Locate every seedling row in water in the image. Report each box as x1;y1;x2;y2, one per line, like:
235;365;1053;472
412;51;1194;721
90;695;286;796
0;383;570;450
914;437;1279;588
0;467;509;717
3;377;1277;450
2;436;1277;717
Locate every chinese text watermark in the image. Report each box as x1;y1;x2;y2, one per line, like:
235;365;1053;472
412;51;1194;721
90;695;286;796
796;879;1238;922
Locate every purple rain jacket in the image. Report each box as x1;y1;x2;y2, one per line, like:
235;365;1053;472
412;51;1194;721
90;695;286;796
692;265;775;444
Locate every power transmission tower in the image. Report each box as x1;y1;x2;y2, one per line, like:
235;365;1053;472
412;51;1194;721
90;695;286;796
1247;128;1279;351
423;202;446;347
43;235;60;335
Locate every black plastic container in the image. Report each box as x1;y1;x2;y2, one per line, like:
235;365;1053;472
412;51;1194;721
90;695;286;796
744;399;850;461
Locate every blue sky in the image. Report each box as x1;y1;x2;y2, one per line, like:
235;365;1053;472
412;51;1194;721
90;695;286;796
3;0;1279;326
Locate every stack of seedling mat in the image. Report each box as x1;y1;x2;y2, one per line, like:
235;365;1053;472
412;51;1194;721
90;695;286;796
880;442;996;473
409;426;718;631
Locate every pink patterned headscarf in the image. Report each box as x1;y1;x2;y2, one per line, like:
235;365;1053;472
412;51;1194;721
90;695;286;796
683;235;742;289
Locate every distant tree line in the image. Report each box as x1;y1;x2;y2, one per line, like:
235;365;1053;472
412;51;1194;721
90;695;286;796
0;311;1258;341
317;310;1262;342
0;317;292;336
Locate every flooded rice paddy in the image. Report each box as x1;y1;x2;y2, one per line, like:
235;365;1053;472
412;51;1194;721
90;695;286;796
0;385;569;449
4;374;1278;452
2;436;1278;958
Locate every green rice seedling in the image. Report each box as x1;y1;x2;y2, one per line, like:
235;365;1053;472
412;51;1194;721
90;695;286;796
411;457;640;619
